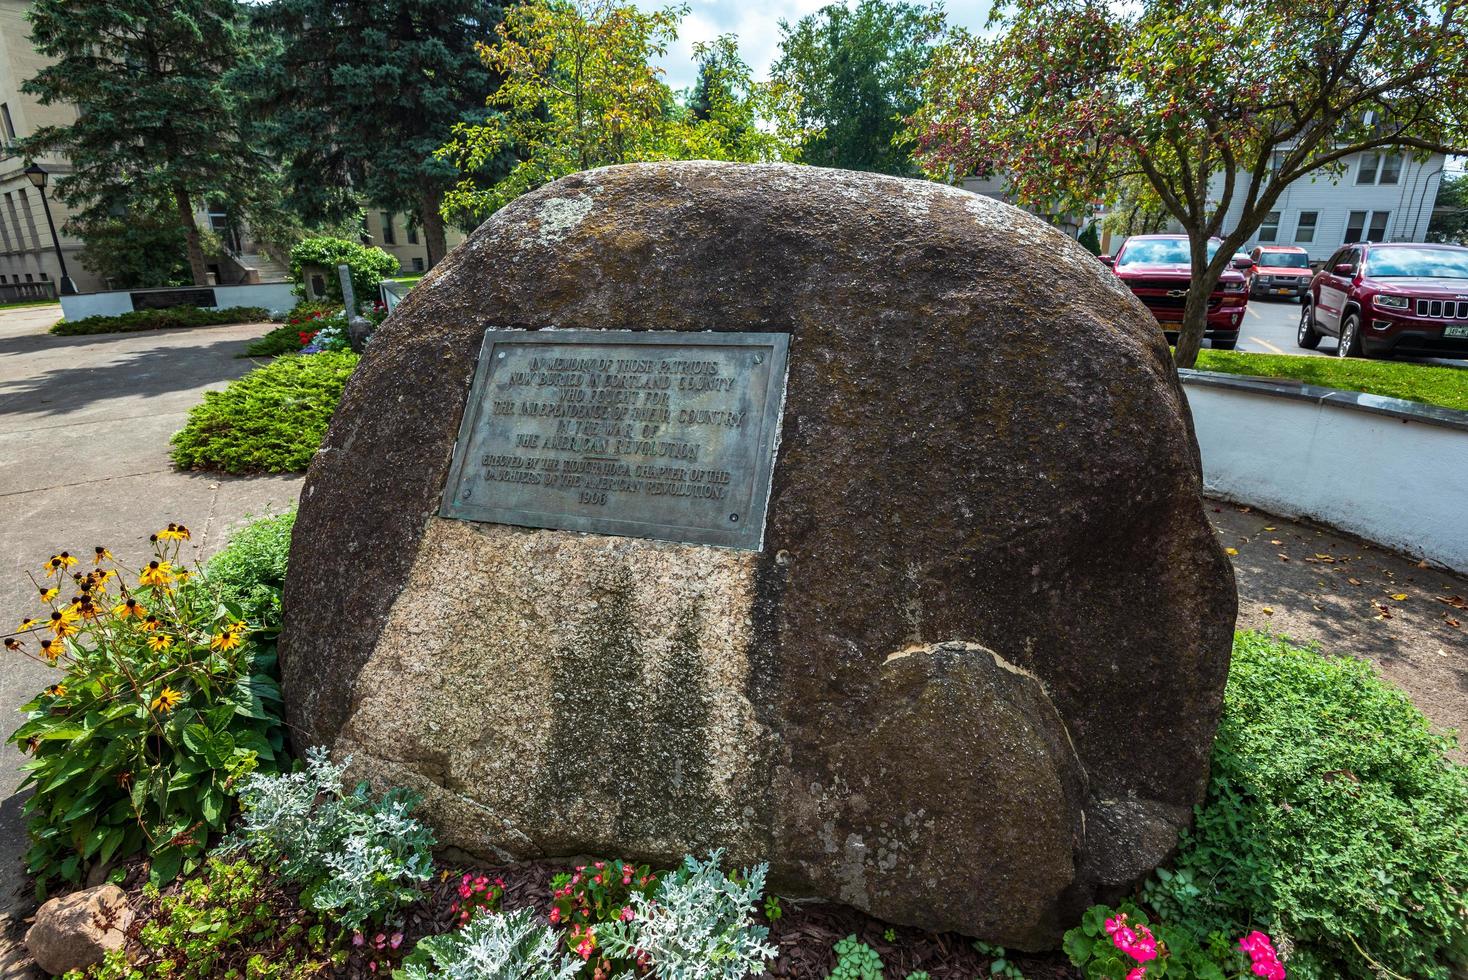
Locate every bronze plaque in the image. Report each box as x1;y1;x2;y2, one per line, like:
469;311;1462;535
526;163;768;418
441;330;789;550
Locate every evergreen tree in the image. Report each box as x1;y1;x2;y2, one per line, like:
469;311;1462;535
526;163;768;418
772;0;944;176
248;0;511;269
22;0;273;286
1076;222;1101;256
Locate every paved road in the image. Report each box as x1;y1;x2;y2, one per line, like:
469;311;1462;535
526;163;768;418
1235;294;1466;368
0;304;301;967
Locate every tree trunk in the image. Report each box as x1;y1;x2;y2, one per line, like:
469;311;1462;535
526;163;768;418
173;185;209;287
421;184;448;270
1174;272;1210;368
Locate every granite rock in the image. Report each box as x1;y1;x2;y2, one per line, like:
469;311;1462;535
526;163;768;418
280;162;1236;947
25;884;131;975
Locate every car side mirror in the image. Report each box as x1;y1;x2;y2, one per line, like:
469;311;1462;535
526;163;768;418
1233;256;1255;270
1333;262;1353;275
1098;255;1115;267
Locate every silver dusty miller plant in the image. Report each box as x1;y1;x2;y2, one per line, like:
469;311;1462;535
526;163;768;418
219;745;435;929
599;850;778;980
397;907;584;980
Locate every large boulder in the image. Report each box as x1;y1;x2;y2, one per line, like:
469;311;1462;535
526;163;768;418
280;162;1236;948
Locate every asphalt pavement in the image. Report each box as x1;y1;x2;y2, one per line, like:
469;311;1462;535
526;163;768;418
1233;294;1465;368
0;304;301;970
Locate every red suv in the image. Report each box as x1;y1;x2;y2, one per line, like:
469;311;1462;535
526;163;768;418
1101;235;1251;349
1299;242;1468;359
1249;245;1312;300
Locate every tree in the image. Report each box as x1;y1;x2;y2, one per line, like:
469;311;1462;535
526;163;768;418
1103;175;1175;238
772;0;945;176
1427;172;1468;244
248;0;510;269
1076;222;1101;256
23;0;273;286
908;0;1468;366
439;0;804;222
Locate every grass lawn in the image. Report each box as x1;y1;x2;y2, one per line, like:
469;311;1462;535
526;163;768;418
1194;349;1468;413
0;298;61;311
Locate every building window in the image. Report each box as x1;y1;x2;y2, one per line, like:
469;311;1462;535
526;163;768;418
1295;211;1318;243
412;257;424;272
18;190;41;249
1356;152;1404;185
1257;211;1281;243
381;212;396;245
0;103;15;148
1344;210;1391;243
406;223;419;245
0;275;7;283
24;273;33;282
39;271;48;281
4;193;25;251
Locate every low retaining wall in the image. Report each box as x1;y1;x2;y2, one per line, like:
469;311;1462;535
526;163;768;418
1180;369;1468;573
60;282;296;321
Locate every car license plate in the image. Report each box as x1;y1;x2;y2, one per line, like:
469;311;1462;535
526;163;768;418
1446;325;1468;339
1273;288;1292;294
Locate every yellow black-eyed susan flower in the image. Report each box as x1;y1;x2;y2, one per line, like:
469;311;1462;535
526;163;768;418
44;553;77;578
150;687;182;713
45;684;66;698
139;560;173;588
38;638;61;662
156;524;191;542
17;618;39;631
49;607;80;638
38;587;58;603
142;615;161;632
94;546;112;565
4;638;23;652
113;598;146;620
210;630;242;652
146;634;172;653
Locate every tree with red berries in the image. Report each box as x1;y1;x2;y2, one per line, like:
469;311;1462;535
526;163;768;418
907;0;1468;366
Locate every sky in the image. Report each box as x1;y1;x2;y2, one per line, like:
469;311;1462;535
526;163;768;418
632;0;992;91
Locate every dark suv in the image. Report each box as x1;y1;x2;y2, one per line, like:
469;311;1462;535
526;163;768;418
1299;242;1468;359
1101;235;1251;349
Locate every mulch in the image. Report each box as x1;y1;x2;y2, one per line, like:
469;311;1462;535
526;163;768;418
94;855;1079;979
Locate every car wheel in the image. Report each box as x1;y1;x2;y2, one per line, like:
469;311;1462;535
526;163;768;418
1337;312;1363;358
1213;339;1237;350
1297;302;1322;350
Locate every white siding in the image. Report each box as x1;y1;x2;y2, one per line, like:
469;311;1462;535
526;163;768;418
1207;152;1445;261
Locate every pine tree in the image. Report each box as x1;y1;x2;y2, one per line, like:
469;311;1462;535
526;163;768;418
248;0;511;268
23;0;273;286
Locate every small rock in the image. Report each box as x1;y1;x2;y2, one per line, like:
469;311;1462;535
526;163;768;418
24;884;132;976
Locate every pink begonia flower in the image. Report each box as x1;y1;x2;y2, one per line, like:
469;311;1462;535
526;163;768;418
1126;969;1147;980
577;940;594;959
549;907;562;923
352;932;365;947
390;933;403;950
620;906;635;921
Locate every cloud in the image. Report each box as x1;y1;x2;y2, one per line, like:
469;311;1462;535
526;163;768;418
633;0;991;90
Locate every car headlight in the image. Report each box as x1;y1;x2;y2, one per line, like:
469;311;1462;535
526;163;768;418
1373;294;1409;310
1223;281;1246;293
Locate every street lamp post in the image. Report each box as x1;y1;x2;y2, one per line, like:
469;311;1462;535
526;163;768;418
24;163;78;296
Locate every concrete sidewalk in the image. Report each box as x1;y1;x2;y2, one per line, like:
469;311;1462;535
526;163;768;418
0;305;301;967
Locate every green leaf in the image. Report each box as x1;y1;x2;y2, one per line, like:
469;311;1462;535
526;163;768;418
149;847;182;886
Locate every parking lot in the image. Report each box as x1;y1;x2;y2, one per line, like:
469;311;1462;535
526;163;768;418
1233;295;1467;368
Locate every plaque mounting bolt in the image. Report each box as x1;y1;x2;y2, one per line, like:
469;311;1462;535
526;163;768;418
729;513;739;523
754;354;764;364
462;488;472;499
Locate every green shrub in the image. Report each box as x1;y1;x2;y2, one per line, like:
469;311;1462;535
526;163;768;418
1063;902;1266;979
51;305;269;337
206;512;295;634
288;237;398;304
5;532;288;892
170;352;358;474
1146;632;1468;979
69;858;340;979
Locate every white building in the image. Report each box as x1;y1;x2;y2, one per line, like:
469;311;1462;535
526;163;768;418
1211;150;1446;262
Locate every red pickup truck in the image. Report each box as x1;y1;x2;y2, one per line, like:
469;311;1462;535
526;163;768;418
1101;235;1251;349
1300;241;1468;359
